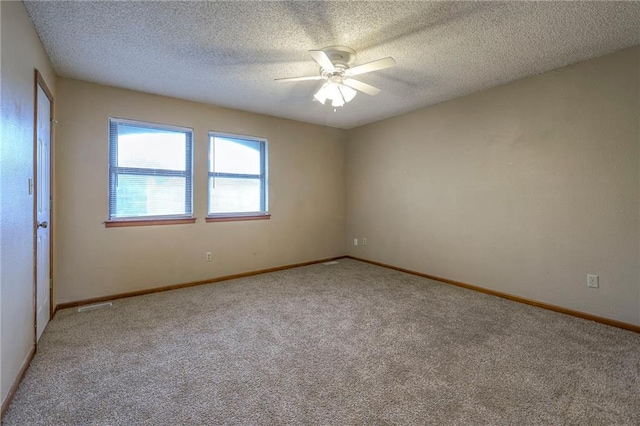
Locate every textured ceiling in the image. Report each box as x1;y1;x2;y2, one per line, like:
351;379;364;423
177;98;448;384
24;1;640;129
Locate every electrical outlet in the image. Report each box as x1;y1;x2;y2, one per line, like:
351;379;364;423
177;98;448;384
362;238;368;246
206;252;212;262
353;238;358;246
587;274;599;288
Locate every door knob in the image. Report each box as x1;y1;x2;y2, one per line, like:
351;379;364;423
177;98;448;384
38;221;48;229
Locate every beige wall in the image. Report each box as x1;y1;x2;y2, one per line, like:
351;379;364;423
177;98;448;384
0;1;57;406
346;46;640;326
54;78;346;303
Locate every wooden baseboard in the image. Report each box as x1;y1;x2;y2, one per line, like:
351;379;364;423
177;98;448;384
57;256;348;310
346;256;640;333
53;253;640;332
1;345;36;420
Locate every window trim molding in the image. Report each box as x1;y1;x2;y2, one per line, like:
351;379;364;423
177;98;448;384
208;131;269;217
108;117;194;221
105;217;197;228
205;214;271;223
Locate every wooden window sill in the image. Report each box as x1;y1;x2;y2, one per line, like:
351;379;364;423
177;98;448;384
105;218;196;228
206;214;271;223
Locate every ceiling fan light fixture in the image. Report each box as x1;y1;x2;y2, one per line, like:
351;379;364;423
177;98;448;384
281;46;395;108
314;81;355;108
331;94;345;108
313;88;328;104
339;84;357;102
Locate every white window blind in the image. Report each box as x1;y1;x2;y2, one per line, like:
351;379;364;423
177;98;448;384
109;118;193;220
208;133;268;217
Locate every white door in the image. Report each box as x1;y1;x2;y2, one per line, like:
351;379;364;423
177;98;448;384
36;83;51;341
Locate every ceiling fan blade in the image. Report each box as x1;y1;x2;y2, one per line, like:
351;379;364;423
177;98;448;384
343;78;381;96
347;57;396;76
275;75;324;82
309;50;335;71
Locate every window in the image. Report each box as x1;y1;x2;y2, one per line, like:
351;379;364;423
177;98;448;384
108;118;193;222
208;132;268;219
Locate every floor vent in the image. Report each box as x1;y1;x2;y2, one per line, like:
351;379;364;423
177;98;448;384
323;261;340;265
78;302;113;312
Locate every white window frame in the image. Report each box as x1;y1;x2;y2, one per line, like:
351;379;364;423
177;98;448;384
108;118;194;221
207;131;269;219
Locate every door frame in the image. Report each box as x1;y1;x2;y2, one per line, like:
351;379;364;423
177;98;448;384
33;69;54;345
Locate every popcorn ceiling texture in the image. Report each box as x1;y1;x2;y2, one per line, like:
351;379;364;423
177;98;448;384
23;1;640;129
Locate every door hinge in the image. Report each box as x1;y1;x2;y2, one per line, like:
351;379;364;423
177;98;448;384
51;118;58;126
50;278;53;289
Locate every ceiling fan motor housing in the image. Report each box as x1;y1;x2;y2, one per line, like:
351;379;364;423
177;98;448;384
322;46;357;67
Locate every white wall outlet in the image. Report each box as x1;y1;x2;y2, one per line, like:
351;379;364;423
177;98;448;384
206;252;212;262
587;274;599;288
353;238;358;246
362;238;368;246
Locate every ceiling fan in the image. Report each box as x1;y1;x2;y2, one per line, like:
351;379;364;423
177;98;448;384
275;46;396;108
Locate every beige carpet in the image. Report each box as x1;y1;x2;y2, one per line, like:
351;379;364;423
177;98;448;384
3;259;639;425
